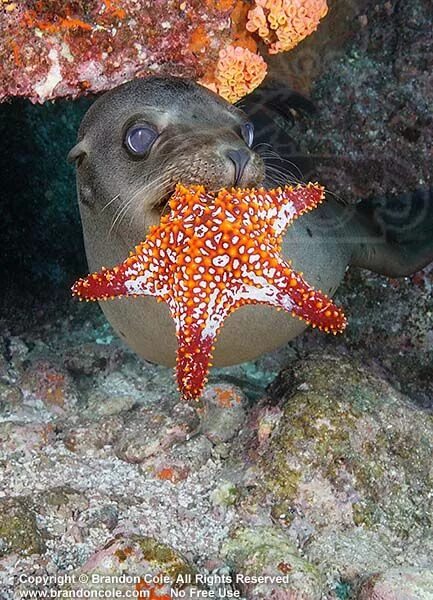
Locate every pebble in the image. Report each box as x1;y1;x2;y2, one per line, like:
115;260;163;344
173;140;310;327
201;384;247;444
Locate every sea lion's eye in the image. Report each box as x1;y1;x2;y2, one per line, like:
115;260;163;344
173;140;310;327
124;124;158;156
240;122;254;147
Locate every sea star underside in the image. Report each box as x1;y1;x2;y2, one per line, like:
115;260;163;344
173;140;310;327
72;183;347;401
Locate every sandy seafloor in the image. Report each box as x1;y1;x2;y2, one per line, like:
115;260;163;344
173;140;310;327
1;1;433;599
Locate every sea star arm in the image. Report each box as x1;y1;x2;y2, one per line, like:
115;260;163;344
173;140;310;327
261;183;325;237
168;288;239;402
271;265;346;333
176;325;215;402
238;261;347;333
71;252;162;300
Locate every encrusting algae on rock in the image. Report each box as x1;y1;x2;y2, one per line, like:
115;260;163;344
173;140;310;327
72;183;346;402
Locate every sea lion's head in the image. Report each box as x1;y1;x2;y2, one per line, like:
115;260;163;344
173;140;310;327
68;76;265;233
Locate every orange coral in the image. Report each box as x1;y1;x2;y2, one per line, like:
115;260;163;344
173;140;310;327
229;0;258;53
214;387;242;408
156;466;189;482
136;578;172;600
22;9;94;33
246;0;328;54
189;24;210;53
201;44;267;103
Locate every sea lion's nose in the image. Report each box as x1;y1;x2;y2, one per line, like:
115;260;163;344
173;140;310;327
226;148;251;186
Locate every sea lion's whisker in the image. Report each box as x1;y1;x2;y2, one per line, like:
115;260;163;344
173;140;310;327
129;176;175;225
264;163;297;179
110;198;137;235
105;169;168;223
321;187;346;205
116;172;176;233
127;169;175;211
110;185;154;234
261;158;302;187
102;194;120;213
253;142;274;151
259;151;302;183
259;150;304;178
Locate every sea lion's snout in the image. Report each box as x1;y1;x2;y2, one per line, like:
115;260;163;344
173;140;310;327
226;148;253;186
156;127;264;198
71;76;265;230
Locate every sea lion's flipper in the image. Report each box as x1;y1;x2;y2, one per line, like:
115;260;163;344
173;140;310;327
351;187;433;277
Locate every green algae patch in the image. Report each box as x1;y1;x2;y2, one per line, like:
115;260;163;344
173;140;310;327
64;535;196;595
222;526;322;600
0;498;44;557
210;481;239;507
258;355;433;538
135;536;195;585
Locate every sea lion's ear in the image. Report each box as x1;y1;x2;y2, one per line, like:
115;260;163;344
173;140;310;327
67;140;88;165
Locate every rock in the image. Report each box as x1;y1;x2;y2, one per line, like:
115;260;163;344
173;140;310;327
8;337;30;372
0;421;55;454
20;359;79;414
43;486;88;511
62;415;125;454
0;381;23;408
359;568;433;600
222;526;323;599
152;463;190;483
0;498;44;557
201;384;248;444
306;529;394;584
249;354;433;590
62;342;125;377
114;404;199;464
36;486;89;539
85;505;119;532
255;406;283;447
83;370;147;418
86;392;137;417
141;433;214;483
69;535;196;596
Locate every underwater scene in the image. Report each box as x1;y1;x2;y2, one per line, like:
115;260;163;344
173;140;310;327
1;1;433;598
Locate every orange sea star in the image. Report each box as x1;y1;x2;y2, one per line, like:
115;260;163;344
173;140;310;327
72;183;347;402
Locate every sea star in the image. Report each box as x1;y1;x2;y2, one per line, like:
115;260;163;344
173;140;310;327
72;183;347;401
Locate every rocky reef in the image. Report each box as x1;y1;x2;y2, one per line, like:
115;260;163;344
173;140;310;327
0;0;329;103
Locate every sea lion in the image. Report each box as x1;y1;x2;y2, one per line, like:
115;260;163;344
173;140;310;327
68;76;433;367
